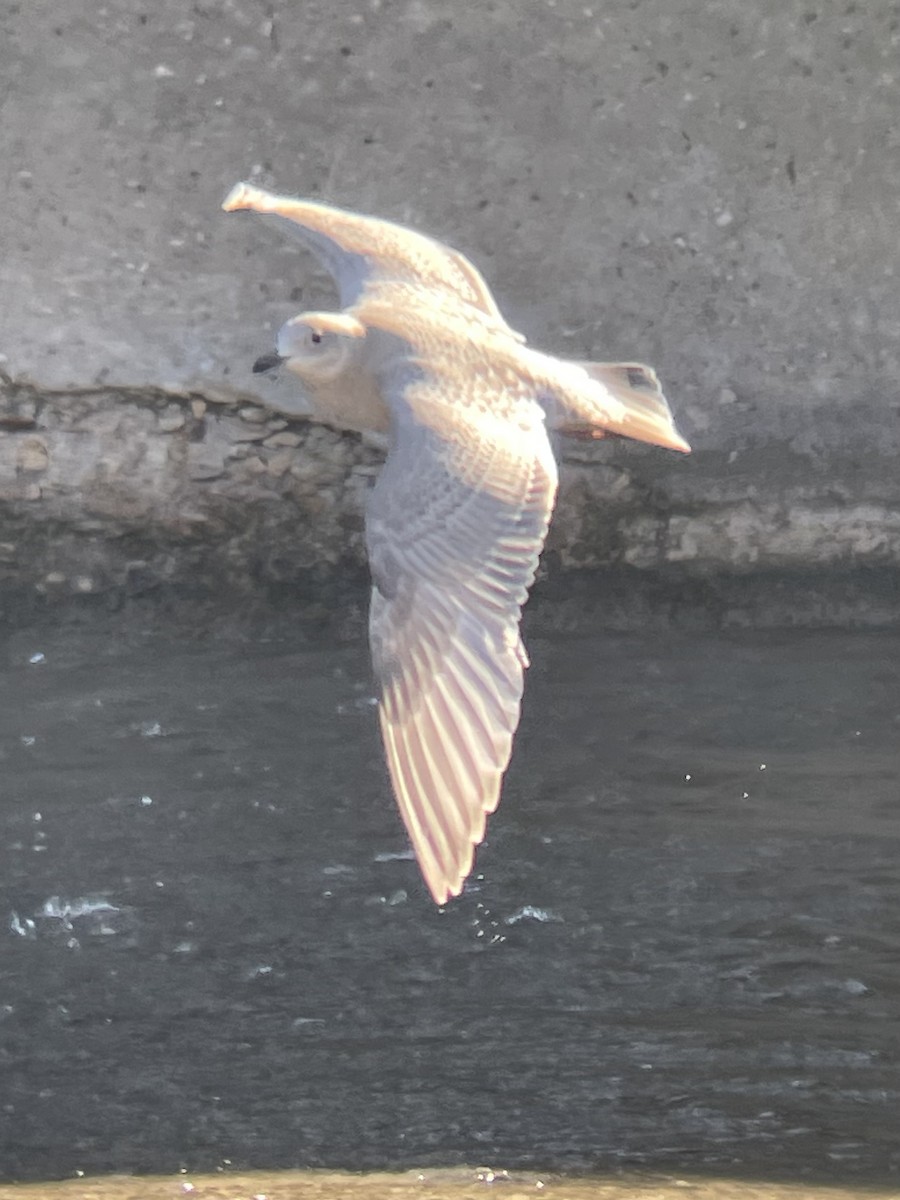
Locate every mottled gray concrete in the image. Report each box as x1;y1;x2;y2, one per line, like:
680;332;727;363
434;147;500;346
1;0;899;616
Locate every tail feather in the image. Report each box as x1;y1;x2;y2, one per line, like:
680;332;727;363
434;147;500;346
555;360;691;454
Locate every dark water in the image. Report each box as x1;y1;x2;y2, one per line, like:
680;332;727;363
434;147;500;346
1;620;899;1186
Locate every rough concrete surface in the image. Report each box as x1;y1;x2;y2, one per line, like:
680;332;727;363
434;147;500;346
1;0;899;621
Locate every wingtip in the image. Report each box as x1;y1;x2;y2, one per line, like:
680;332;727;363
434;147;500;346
221;181;266;213
427;873;464;906
420;830;481;906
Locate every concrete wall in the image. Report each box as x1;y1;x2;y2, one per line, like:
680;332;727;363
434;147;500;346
2;0;898;622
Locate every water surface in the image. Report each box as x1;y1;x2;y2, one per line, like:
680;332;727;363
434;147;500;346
1;623;898;1185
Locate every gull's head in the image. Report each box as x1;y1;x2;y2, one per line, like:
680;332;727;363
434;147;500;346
253;310;366;385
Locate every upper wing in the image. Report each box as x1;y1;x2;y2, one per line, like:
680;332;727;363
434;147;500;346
366;368;558;903
222;182;521;336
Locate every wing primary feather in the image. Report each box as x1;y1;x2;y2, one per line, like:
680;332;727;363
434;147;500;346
391;712;469;901
414;694;476;845
393;707;456;861
381;711;449;896
432;666;503;769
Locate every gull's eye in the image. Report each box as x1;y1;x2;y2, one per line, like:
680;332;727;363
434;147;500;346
310;330;322;345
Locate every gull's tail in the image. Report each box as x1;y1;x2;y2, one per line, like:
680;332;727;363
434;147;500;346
551;360;691;454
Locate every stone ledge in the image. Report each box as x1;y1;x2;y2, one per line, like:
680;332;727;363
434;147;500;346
1;379;898;629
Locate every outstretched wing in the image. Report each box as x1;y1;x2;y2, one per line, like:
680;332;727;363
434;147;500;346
222;182;520;336
366;366;558;903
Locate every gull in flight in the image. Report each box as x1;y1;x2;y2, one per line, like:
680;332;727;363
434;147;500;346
222;182;690;904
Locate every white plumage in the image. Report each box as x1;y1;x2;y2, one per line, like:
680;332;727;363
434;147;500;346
223;182;690;903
